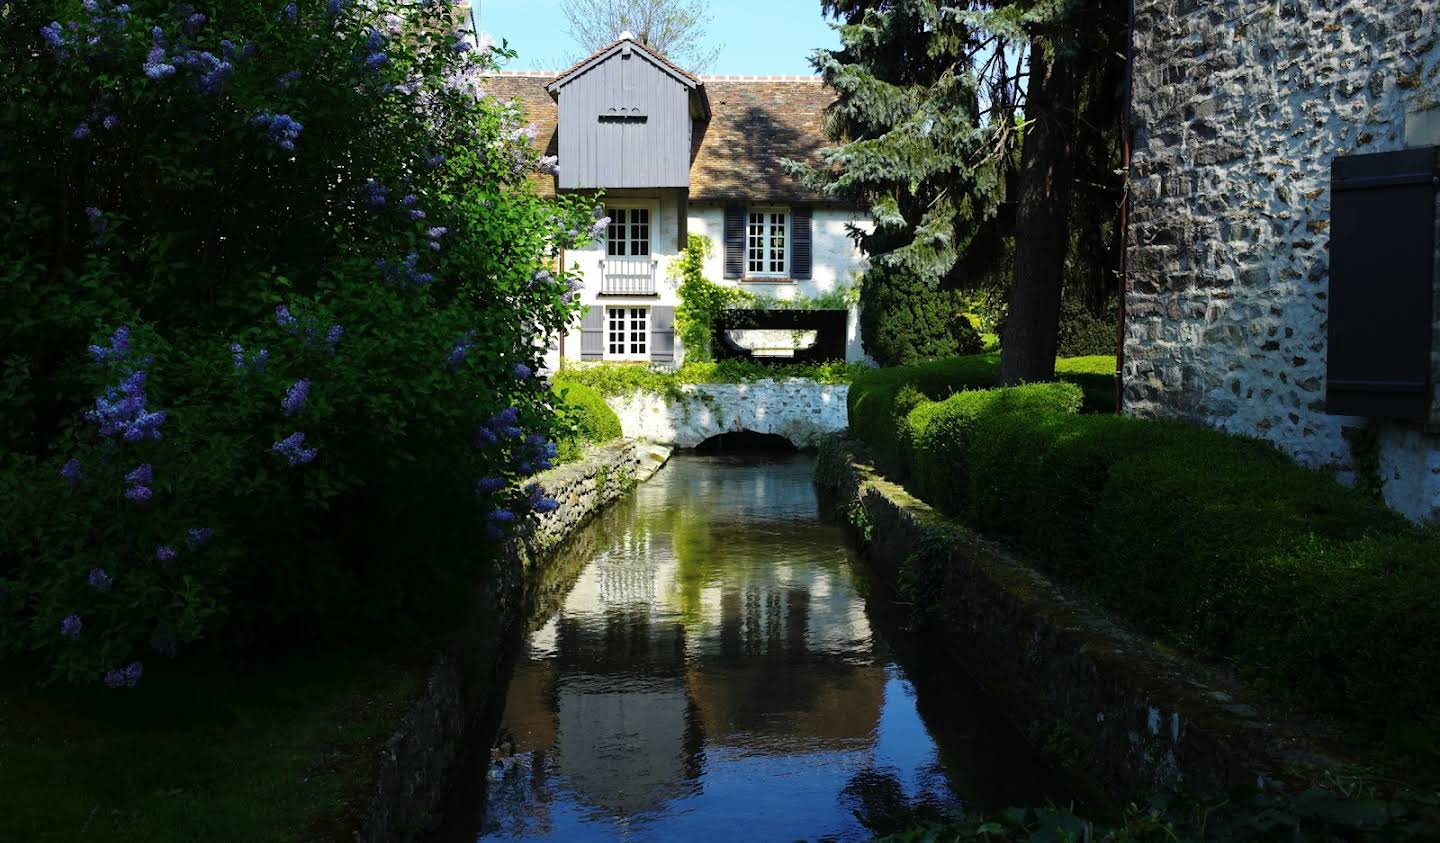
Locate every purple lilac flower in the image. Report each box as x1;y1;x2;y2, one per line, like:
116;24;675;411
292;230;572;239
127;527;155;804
326;0;348;14
181;11;205;35
537;155;559;176
281;378;310;416
61;458;83;486
73;122;92;141
589;216;611;242
423;151;445;170
187;527;214;548
104;661;143;689
156;545;178;562
252;112;302;150
194;52;234;96
324;325;344;351
273;432;317;466
512;363;532;380
61;614;83;640
410;208;427;221
451;34;472;54
275;304;298;331
253;349;270;371
124;485;152;502
474;426;498;447
281;3;297;22
124;463;152;485
88;568;113;593
86;207;108;237
231;342;246;370
276;69;301;90
476;476;506;494
401;194;418;207
143;46;177;79
488;508;516;524
89;368;165;442
447;333;475;369
361;180;387;208
490;407;520;427
102;114;119;130
40;21;68;58
108;326;130;356
526;483;560;514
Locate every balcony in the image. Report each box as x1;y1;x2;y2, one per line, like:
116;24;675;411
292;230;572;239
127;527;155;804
599;257;659;296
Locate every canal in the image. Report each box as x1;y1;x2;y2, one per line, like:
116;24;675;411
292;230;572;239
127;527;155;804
435;452;1073;841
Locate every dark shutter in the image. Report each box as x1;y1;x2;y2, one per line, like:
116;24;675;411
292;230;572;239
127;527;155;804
580;305;605;361
650;306;676;364
791;206;813;280
723;207;745;280
1326;147;1438;419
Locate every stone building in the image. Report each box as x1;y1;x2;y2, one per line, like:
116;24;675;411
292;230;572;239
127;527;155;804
1123;0;1440;520
486;35;872;367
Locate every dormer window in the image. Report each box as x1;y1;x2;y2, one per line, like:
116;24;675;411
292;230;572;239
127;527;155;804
606;207;650;257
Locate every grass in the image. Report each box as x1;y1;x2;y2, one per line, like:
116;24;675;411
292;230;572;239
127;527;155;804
0;649;424;843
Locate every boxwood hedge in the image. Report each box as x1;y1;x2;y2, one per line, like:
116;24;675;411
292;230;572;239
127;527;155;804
850;378;1440;749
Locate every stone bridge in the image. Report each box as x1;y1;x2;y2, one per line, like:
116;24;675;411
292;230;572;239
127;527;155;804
604;380;849;449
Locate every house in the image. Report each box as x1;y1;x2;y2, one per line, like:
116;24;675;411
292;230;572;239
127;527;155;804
484;35;871;368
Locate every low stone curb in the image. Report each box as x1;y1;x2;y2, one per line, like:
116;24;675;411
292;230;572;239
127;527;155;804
816;436;1342;804
355;439;668;843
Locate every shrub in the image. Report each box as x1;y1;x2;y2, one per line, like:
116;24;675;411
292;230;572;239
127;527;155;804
847;353;1116;467
852;379;1440;740
858;266;984;366
554;383;623;462
0;1;600;686
905;384;1083;514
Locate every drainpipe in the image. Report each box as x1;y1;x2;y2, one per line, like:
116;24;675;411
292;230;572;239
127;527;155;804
1114;0;1136;415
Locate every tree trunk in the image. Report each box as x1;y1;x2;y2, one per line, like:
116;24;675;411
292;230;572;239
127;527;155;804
999;47;1080;385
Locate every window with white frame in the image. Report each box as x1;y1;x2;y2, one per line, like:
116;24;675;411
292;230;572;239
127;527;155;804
605;306;649;359
746;208;788;276
606;207;650;257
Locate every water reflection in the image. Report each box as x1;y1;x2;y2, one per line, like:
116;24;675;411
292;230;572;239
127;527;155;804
448;454;1064;842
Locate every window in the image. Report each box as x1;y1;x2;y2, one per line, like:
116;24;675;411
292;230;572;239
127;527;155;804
606;306;649;360
606;207;650;257
746;208;787;276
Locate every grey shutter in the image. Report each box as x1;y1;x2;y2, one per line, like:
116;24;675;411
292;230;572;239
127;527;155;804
723;207;745;280
650;306;676;364
580;306;605;360
791;206;813;280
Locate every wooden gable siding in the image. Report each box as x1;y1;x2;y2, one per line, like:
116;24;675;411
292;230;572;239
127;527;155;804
556;50;691;189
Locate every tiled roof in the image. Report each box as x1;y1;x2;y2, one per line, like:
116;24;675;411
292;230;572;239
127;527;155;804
482;73;842;205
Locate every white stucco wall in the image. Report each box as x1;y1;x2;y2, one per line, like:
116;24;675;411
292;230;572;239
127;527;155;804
556;196;873;365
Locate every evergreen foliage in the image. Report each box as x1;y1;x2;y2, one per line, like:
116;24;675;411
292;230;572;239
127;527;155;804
858;265;983;366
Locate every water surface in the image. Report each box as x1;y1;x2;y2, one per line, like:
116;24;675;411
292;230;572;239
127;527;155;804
440;453;1069;841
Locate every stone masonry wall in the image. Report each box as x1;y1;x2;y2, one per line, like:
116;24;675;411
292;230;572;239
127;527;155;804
605;380;850;448
1125;0;1440;520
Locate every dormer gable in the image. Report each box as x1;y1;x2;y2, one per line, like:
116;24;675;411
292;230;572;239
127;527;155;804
545;35;709;190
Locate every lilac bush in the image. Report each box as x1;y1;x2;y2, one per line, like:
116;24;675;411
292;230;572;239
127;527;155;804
0;0;599;687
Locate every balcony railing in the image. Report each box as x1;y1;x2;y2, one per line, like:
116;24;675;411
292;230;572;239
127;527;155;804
599;257;658;295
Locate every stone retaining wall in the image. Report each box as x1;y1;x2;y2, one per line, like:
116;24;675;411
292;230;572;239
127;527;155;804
355;439;666;843
817;437;1343;803
607;379;849;448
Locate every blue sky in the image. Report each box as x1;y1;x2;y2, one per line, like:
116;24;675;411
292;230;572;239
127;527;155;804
470;0;842;75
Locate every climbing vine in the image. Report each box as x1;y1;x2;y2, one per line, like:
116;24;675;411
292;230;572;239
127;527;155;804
672;235;753;361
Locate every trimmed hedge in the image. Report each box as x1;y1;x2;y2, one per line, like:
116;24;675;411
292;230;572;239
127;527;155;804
848;353;1115;474
850;380;1440;746
553;382;623;462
